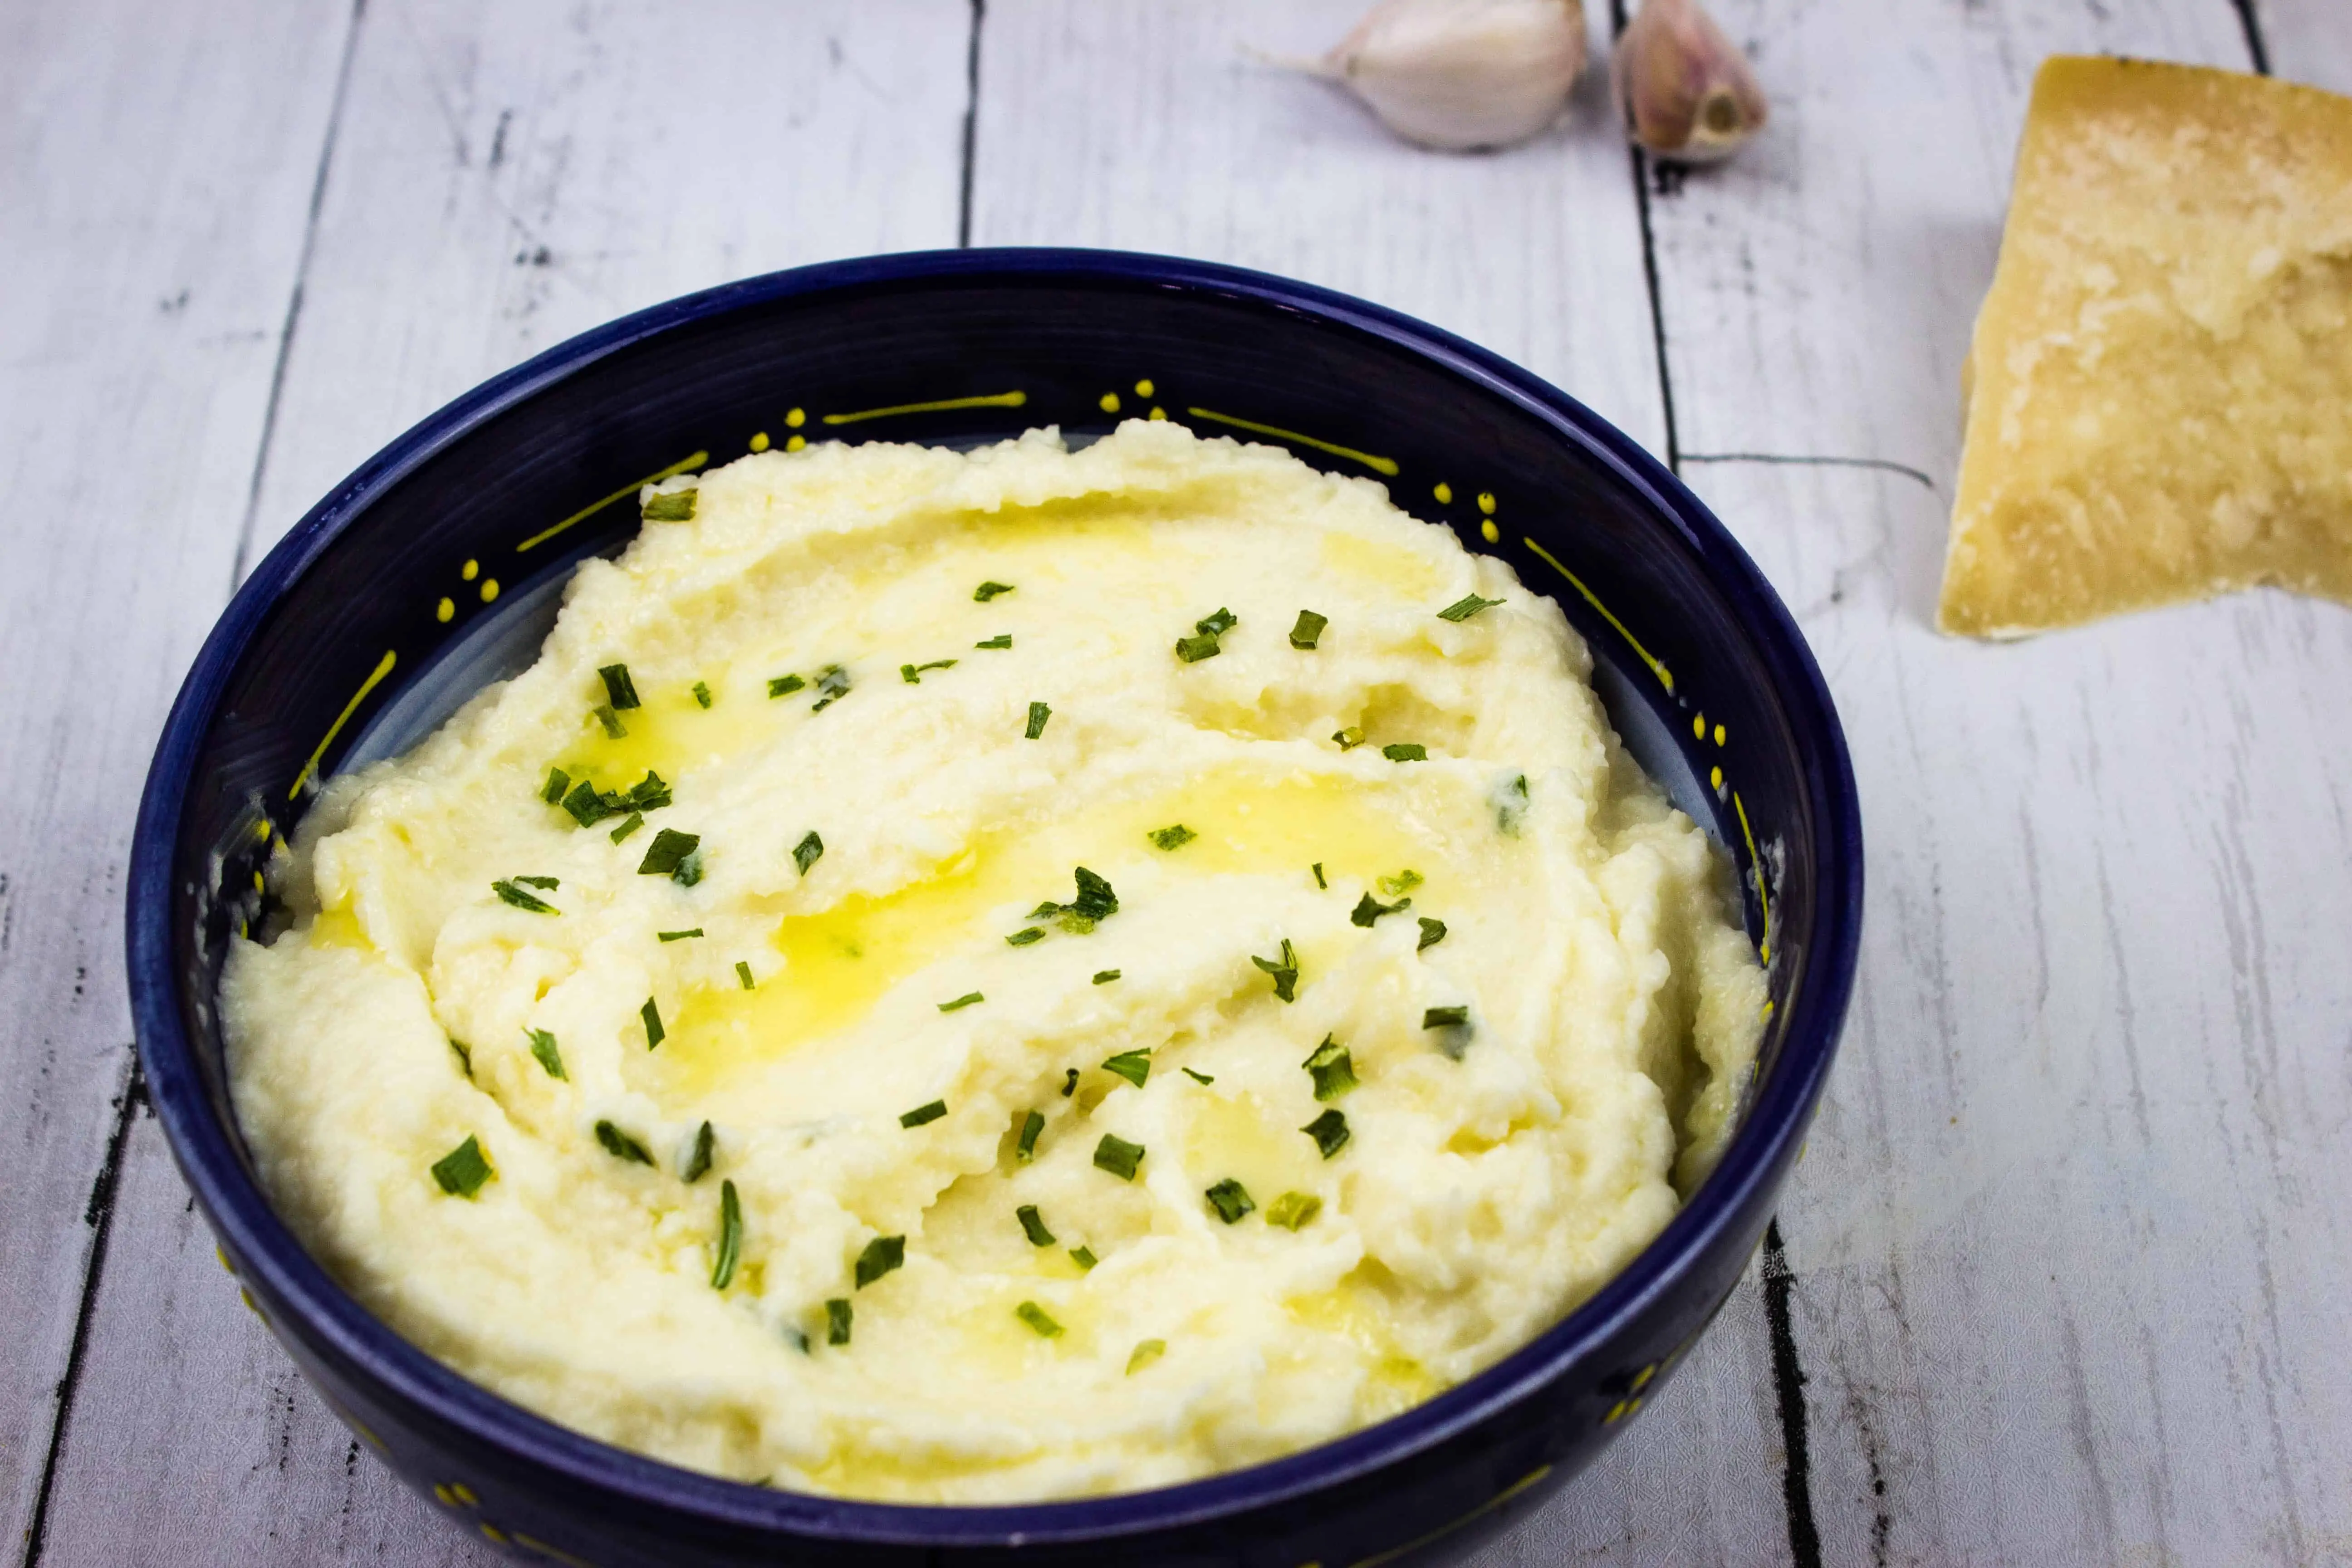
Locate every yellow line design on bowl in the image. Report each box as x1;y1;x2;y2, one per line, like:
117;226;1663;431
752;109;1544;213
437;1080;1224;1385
1734;789;1771;963
1519;536;1673;694
1183;407;1399;476
515;450;710;553
288;649;396;801
820;391;1028;425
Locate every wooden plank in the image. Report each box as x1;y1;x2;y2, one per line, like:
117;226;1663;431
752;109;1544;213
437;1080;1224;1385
37;2;972;1563
1644;0;2352;1563
0;0;359;1558
2255;0;2352;93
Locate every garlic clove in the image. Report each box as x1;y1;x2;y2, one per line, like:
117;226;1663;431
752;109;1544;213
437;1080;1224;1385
1611;0;1767;163
1317;0;1588;152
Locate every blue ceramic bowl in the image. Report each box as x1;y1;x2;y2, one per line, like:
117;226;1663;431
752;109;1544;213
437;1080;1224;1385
129;249;1860;1567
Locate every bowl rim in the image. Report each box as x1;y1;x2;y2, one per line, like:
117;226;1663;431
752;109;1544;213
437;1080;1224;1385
128;246;1862;1546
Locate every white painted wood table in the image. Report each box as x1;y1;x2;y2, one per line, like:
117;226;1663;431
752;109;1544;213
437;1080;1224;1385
6;1;2347;1562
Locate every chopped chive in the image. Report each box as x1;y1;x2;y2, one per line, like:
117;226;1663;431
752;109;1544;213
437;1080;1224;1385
1015;1109;1044;1163
1196;608;1237;637
431;1136;492;1198
810;664;851;711
1015;1300;1063;1338
1312;862;1327;889
1174;632;1221;663
975;581;1016;602
1093;969;1121;985
855;1234;906;1288
527;1028;565;1079
684;1120;715;1183
643;488;697;521
593;703;627;739
641;996;665;1050
782;1329;809;1356
1030;900;1065;919
671;848;703;887
1182;1067;1215;1085
826;1298;853;1345
1304;1036;1358;1101
598;664;642;710
975;633;1013;649
1017;1205;1057;1247
794;830;824;877
901;659;958;684
1127;1338;1166;1375
1069;867;1117;921
1025;701;1052;739
768;673;805;698
1437;592;1503;622
1268;1191;1322;1231
1069;1245;1098;1271
1382;743;1427;762
900;1100;948;1128
1417;916;1447;950
541;767;571;804
1332;726;1365;750
595;1119;656;1166
658;927;703;942
562;779;616;827
448;1039;473;1078
1496;772;1531;835
710;1179;742;1288
514;875;559;890
609;811;645;844
1424;1005;1471;1030
940;991;984;1013
1289;609;1328;649
492;879;559;915
1205;1178;1255;1224
1007;927;1045;946
736;960;756;990
637;828;701;877
1251;938;1299;1003
692;681;713;708
1093;1133;1145;1181
1378;870;1423;896
1101;1049;1152;1088
1147;824;1196;851
1352;891;1411;927
1062;1068;1080;1098
1302;1109;1351;1159
625;770;673;811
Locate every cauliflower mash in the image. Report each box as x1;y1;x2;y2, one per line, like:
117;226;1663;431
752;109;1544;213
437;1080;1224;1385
223;420;1764;1500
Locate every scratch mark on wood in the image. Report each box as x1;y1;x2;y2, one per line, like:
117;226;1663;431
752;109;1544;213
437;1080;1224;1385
1762;1218;1823;1568
958;0;986;247
1681;451;1939;492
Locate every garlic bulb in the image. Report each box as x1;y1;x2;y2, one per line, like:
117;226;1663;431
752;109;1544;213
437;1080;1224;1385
1309;0;1588;152
1611;0;1767;162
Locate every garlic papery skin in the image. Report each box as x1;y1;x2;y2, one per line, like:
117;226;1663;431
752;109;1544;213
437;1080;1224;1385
1317;0;1588;152
1611;0;1767;162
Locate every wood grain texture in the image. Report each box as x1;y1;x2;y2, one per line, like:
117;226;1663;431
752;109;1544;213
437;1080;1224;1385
1647;1;2352;1563
0;0;359;1556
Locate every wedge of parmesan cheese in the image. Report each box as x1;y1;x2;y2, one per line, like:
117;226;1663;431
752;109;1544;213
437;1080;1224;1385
1940;56;2352;639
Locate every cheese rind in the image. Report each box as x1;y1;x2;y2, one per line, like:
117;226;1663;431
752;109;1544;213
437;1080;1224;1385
1940;56;2352;639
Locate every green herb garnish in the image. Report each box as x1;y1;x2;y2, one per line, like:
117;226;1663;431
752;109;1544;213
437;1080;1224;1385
625;770;673;811
1196;608;1237;637
449;1039;473;1078
1174;633;1221;663
610;811;645;844
684;1120;715;1183
1378;870;1423;896
900;1100;947;1128
643;489;697;521
637;828;701;877
1267;1191;1322;1231
1382;743;1427;762
1437;592;1503;622
595;1119;655;1166
1496;772;1530;835
768;673;805;698
514;875;559;889
561;779;611;827
1332;726;1365;750
1304;1036;1358;1101
431;1136;492;1198
1093;969;1120;985
710;1178;742;1288
1005;926;1044;946
542;767;571;804
736;960;756;990
1351;891;1410;926
826;1298;853;1345
1015;1301;1063;1338
1062;1068;1079;1098
692;681;713;708
672;848;704;887
1025;701;1051;739
493;879;559;914
1127;1338;1166;1374
528;1028;565;1079
593;703;627;739
1424;1005;1470;1029
1182;1067;1214;1085
1102;1049;1152;1088
902;659;958;683
641;996;665;1050
1070;867;1117;921
1205;1178;1255;1223
1251;938;1299;1003
1093;1134;1145;1181
1015;1109;1044;1163
599;664;642;710
855;1235;906;1288
659;927;703;942
1302;1109;1351;1159
1289;609;1327;649
810;664;851;711
975;581;1015;602
1417;916;1447;950
1148;824;1196;851
940;992;984;1013
1070;1246;1098;1271
1017;1205;1057;1247
794;831;823;877
1312;862;1327;888
975;633;1012;649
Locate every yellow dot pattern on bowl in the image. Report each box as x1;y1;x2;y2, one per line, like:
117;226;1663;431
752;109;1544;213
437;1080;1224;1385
1692;713;1705;740
787;434;806;451
1480;519;1499;544
460;559;478;582
1434;481;1454;504
1477;491;1496;514
1099;392;1121;413
479;578;499;603
436;597;454;622
750;431;770;453
1134;378;1154;397
785;407;806;428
